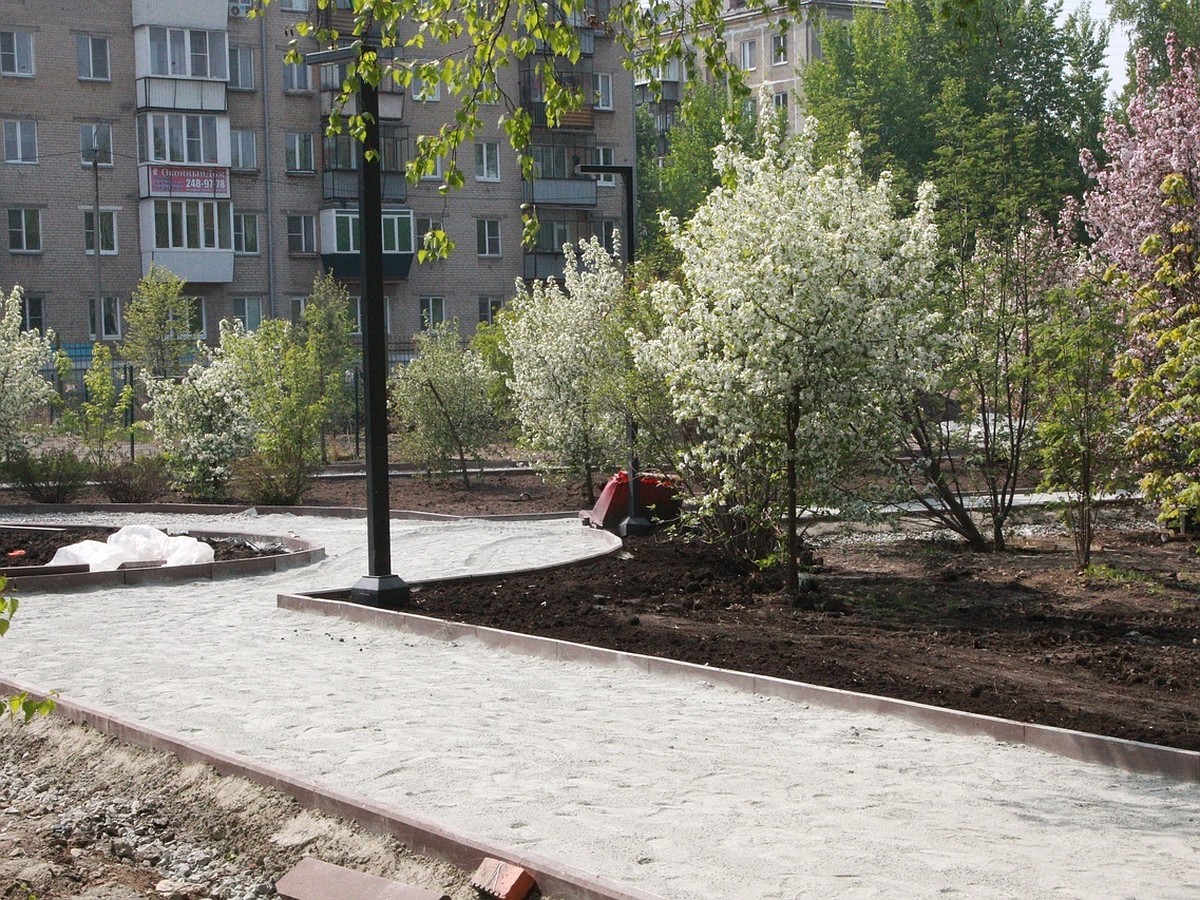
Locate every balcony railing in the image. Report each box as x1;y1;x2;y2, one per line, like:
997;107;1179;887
524;177;597;207
523;252;567;281
136;77;227;112
323;170;408;203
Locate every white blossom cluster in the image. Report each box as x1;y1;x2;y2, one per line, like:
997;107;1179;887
0;285;56;455
635;106;941;518
506;236;629;484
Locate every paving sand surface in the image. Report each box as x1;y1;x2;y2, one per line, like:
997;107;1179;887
1;510;1197;899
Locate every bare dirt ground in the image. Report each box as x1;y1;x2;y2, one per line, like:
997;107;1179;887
2;468;1199;898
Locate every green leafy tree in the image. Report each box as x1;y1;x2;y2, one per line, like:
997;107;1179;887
1035;275;1127;567
389;321;495;488
121;265;197;379
1111;0;1200;92
223;320;329;505
296;272;357;462
60;343;134;468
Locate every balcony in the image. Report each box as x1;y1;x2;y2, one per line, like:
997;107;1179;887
139;164;231;200
523;251;567;281
322;170;408;203
142;249;234;283
320;252;414;281
524;177;597;207
137;77;227;112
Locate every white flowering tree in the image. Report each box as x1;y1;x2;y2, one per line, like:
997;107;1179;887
144;341;254;502
636;110;939;592
0;285;56;456
505;237;628;503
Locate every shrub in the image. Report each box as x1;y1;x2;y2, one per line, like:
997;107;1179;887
7;449;90;503
232;449;319;507
95;455;168;504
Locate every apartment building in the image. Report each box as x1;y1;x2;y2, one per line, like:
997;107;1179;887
0;0;633;365
636;0;870;154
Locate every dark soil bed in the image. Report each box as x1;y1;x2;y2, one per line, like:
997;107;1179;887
410;526;1200;752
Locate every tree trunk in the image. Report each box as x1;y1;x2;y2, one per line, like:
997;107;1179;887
785;394;799;595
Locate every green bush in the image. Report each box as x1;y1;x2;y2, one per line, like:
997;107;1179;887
7;449;91;503
233;449;319;507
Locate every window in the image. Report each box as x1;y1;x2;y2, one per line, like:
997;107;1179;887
478;296;504;324
80;124;113;166
740;39;757;71
287;215;315;253
230;130;257;169
3;120;37;164
419;296;445;330
345;297;362;335
534;219;572;254
418;154;445;181
410;71;440;101
531;144;568;179
233;213;259;253
148;27;227;79
153;199;231;250
7;209;40;252
599;219;618;256
380;125;406;172
592;72;613;110
288;296;307;323
283;61;309;92
382;213;412;253
177;298;206;338
334;210;359;253
137;113;218;164
0;31;34;77
416;217;441;251
319;61;349;91
771;32;787;65
474;141;500;181
773;90;789;131
76;35;110;81
231;297;263;331
84;210;117;255
324;133;358;171
88;296;121;340
594;146;615;185
285;133;314;172
228;46;254;90
280;0;310;10
476;219;501;257
21;294;44;334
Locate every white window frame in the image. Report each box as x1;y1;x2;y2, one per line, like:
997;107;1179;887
594;146;615;186
175;297;207;339
280;0;310;10
89;296;122;340
3;119;37;164
382;213;412;253
289;295;307;323
599;218;618;256
77;35;110;81
7;208;41;253
80;123;113;166
233;212;259;254
230;129;257;169
152;199;232;250
148;27;227;80
84;208;118;255
771;32;787;66
231;297;263;331
334;210;359;253
283;61;310;92
740;39;757;71
138;113;218;164
346;296;363;335
285;132;314;172
478;296;504;324
287;214;316;254
410;70;441;101
474;141;500;181
0;31;34;77
418;154;445;181
476;218;501;257
228;46;254;90
416;216;442;252
592;72;613;111
419;296;445;330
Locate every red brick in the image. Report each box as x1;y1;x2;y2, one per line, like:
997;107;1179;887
470;857;536;900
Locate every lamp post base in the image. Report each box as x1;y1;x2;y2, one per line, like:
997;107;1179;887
618;515;653;538
349;574;409;610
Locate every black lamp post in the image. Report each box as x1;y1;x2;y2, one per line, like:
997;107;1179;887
575;162;651;538
309;43;409;607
